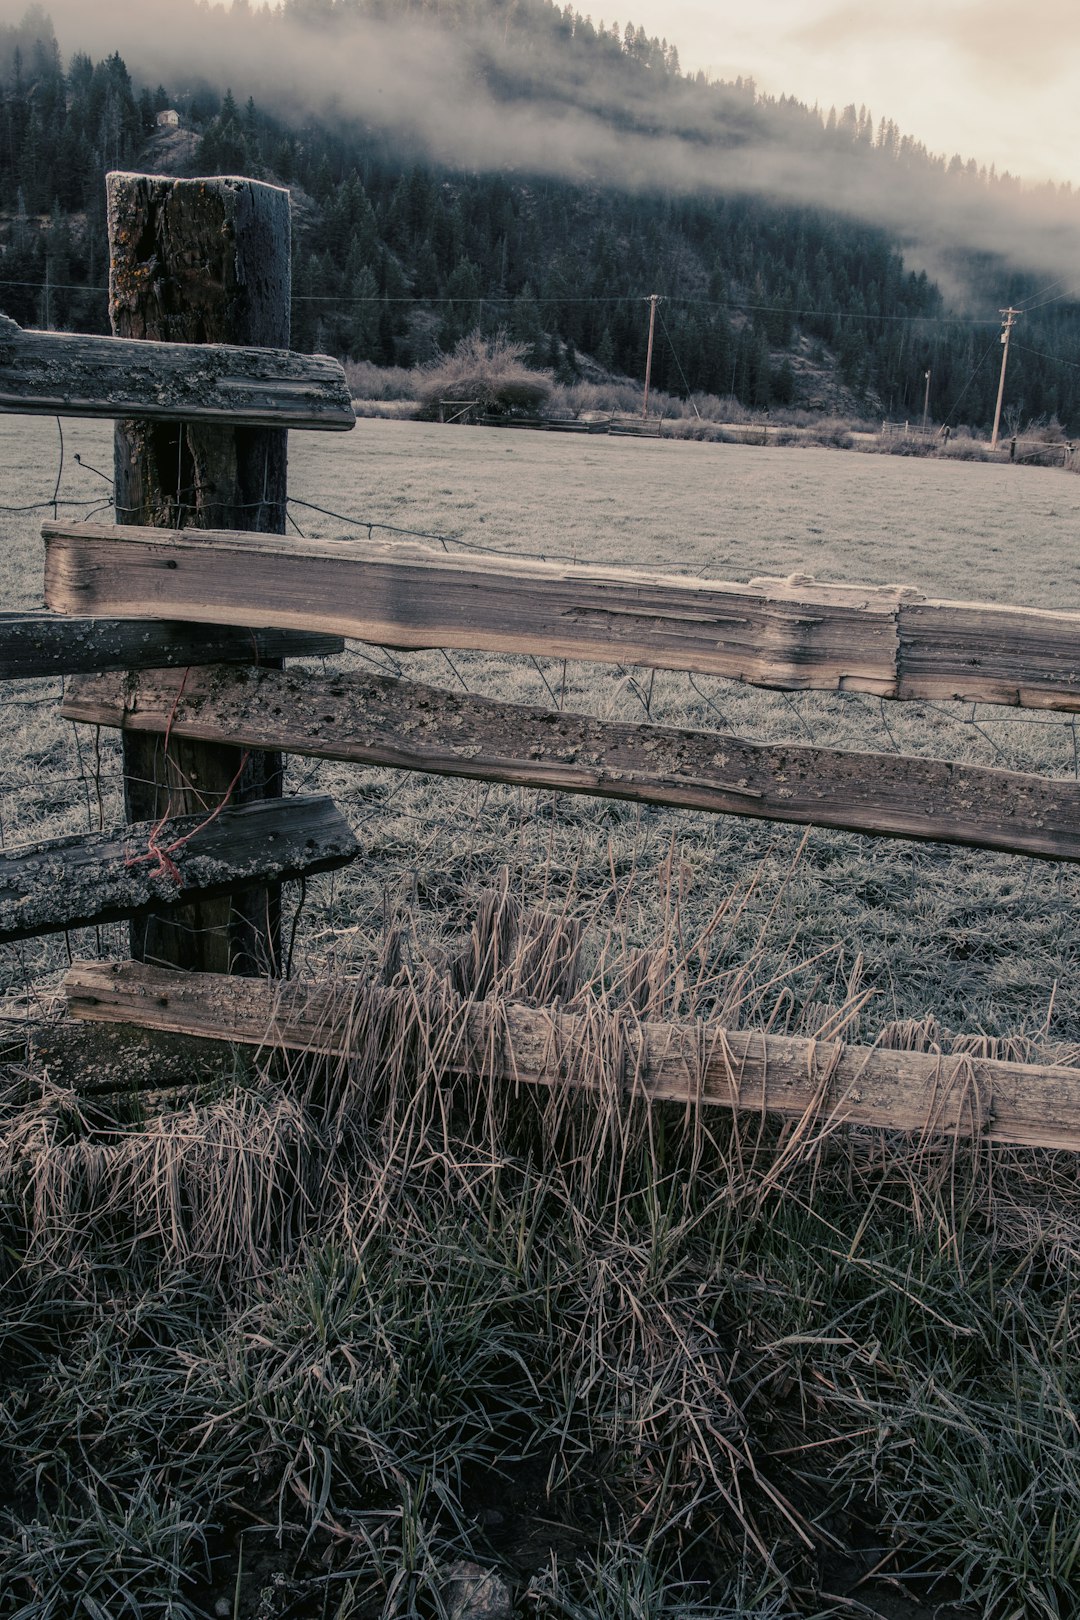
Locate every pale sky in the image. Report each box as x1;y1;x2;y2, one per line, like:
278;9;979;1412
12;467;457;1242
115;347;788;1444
603;0;1079;185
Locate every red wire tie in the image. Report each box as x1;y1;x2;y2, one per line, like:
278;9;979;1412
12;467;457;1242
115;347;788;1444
124;666;251;888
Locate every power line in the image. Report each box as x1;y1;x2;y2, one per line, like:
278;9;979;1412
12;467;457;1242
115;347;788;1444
670;298;996;327
1018;289;1076;316
940;332;1003;429
0;275;1052;332
1017;277;1077;313
0;278;107;294
656;300;702;419
0;275;993;328
293;289;1001;327
1013;341;1080;371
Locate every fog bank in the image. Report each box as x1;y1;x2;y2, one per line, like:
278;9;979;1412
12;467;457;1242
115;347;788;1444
40;0;1080;297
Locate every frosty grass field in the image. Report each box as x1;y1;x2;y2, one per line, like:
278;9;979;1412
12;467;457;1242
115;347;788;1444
4;413;1079;1049
6;416;1080;1620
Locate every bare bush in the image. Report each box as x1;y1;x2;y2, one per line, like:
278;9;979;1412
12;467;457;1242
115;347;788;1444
417;331;552;418
939;436;995;462
342;359;419;402
548;378;646;416
1025;415;1067;444
773;417;855;449
351;398;418;419
661;417;740;443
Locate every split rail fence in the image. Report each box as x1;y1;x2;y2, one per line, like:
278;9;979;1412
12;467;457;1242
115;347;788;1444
4;170;1080;1150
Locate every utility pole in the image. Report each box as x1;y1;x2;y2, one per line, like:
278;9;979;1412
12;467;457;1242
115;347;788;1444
991;307;1020;451
642;293;660;419
921;368;931;432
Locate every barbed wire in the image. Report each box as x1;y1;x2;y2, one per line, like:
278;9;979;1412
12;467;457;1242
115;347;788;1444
287;494;695;569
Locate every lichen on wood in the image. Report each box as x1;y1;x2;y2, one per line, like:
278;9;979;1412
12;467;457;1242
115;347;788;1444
0;795;358;945
60;661;1080;864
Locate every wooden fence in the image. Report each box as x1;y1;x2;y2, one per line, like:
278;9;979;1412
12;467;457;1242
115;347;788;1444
881;418;1076;465
3;170;1080;1149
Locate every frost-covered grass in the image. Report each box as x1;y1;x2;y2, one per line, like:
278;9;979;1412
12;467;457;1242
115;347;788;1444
4;415;1080;1618
288;416;1080;602
3;924;1080;1620
282;420;1080;1050
5;415;1080;1044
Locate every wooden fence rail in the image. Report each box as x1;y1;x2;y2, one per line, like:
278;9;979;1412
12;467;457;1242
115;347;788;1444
0;314;354;429
3;164;1078;1150
61;662;1080;864
63;960;1080;1152
0;613;341;680
43;525;1080;711
0;797;358;944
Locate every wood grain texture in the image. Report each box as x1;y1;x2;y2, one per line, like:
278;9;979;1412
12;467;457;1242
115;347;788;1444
897;599;1080;709
62;961;1080;1151
60;663;1080;863
41;528;1080;711
0;796;358;943
42;528;906;693
0;613;342;680
0;314;354;430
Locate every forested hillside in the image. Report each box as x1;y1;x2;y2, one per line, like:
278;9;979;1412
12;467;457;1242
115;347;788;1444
1;0;1078;426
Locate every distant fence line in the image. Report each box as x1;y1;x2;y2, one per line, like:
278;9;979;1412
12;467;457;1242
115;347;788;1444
882;418;1076;464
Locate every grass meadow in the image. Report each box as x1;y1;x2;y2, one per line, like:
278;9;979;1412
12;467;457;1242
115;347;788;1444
2;416;1080;1619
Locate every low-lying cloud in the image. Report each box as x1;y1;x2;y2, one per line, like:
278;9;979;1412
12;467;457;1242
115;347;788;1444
40;0;1080;300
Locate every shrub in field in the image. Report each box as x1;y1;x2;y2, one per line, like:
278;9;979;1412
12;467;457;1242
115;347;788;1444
939;433;994;462
417;331;552;418
662;417;739;443
787;416;855;448
1023;414;1067;444
548;379;646;416
351;397;418;419
342;359;418;402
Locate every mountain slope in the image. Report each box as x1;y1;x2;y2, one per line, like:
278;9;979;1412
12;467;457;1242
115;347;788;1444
1;0;1078;426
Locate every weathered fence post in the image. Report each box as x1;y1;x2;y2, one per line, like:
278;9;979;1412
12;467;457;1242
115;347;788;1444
107;172;291;975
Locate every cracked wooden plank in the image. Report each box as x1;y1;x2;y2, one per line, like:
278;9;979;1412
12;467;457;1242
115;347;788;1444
0;612;342;679
62;961;1080;1151
897;598;1080;709
0;314;354;430
42;528;907;694
0;794;358;944
61;662;1080;863
41;528;1080;710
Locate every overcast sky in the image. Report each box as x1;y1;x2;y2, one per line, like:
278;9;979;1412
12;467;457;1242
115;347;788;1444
601;0;1079;185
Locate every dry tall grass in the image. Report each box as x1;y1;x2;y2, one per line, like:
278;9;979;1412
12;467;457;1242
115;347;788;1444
4;414;1080;1617
2;863;1079;1618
